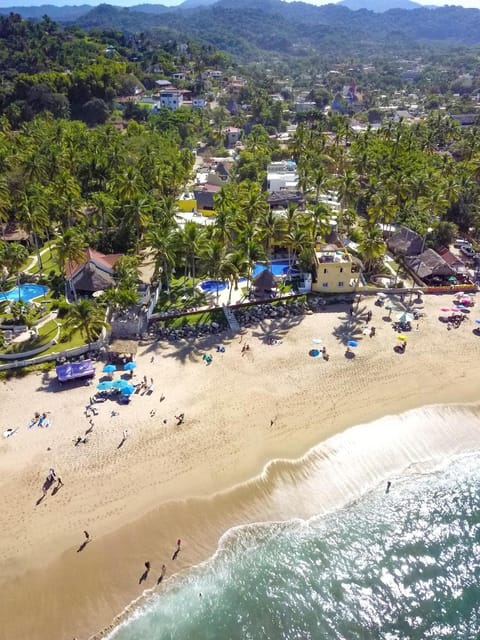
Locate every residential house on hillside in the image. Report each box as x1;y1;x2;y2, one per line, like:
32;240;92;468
267;161;298;192
225;127;241;148
193;184;221;212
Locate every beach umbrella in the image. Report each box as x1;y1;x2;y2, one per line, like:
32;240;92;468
123;361;137;371
440;307;451;312
448;276;457;282
312;338;322;344
103;364;116;373
347;340;358;348
309;349;320;357
475;319;480;324
97;380;113;391
121;384;135;395
397;335;408;342
396;311;414;323
111;378;129;390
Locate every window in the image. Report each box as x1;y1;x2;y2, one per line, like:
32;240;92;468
338;282;344;287
322;282;328;288
323;268;328;274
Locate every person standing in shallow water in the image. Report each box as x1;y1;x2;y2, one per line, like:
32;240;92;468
386;481;392;494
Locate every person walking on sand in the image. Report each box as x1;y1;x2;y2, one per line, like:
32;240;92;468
57;477;63;488
386;481;392;495
84;530;90;542
145;561;151;572
172;539;181;560
158;564;167;584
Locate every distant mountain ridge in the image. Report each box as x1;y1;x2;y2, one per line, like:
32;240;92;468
338;0;426;11
2;0;480;61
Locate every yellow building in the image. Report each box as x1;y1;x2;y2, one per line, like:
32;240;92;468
311;243;362;294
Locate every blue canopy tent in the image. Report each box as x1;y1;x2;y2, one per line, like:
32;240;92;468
56;360;95;383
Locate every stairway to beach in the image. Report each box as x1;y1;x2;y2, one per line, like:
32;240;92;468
222;306;240;332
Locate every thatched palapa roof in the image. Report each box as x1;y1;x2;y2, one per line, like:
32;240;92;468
253;269;278;290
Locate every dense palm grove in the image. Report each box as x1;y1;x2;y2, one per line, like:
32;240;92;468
1;111;479;293
0;12;480;348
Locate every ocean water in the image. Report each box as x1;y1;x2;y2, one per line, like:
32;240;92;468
108;408;480;640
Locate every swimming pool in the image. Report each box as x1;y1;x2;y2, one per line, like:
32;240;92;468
199;280;228;293
0;284;48;303
253;260;300;278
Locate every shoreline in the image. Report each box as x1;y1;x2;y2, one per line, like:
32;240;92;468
98;401;480;640
0;293;479;640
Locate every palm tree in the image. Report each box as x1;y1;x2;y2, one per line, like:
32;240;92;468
16;187;50;278
200;239;236;304
358;223;386;273
145;224;177;295
177;221;205;289
64;299;109;345
55;228;87;300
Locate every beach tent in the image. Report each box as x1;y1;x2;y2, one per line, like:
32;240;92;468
56;360;95;383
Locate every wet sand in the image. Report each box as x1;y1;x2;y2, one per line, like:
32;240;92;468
0;293;479;640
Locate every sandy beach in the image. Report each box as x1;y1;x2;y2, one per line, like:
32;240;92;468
1;292;480;640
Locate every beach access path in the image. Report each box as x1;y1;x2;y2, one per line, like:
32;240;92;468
0;292;479;640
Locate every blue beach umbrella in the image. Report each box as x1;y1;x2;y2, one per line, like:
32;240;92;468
121;384;135;396
97;380;113;391
309;349;320;357
123;361;137;371
103;364;116;373
347;340;358;348
111;378;129;390
475;319;480;324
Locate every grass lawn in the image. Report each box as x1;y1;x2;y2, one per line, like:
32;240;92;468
43;326;88;355
29;246;60;276
162;309;226;329
3;319;59;354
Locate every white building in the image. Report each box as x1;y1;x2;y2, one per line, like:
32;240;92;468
267;160;298;192
158;90;183;110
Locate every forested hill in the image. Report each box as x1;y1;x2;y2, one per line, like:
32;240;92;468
62;0;480;60
3;1;480;54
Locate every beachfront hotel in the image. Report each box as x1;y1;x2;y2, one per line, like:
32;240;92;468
312;243;362;293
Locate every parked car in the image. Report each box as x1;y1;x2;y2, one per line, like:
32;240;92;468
454;238;471;248
461;245;476;258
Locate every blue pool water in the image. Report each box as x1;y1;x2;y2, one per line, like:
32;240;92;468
253;260;300;278
0;284;48;302
199;280;228;293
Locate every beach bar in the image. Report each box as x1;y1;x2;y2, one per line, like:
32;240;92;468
56;360;95;383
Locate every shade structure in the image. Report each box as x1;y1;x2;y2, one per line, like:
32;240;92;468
103;364;116;373
309;349;320;357
347;340;358;348
312;338;322;344
111;378;129;390
448;276;457;282
56;360;94;383
397;335;408;342
475;319;480;324
123;361;137;371
396;312;414;323
97;380;113;390
121;384;135;395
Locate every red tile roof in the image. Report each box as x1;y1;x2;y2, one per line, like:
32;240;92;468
65;248;123;278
